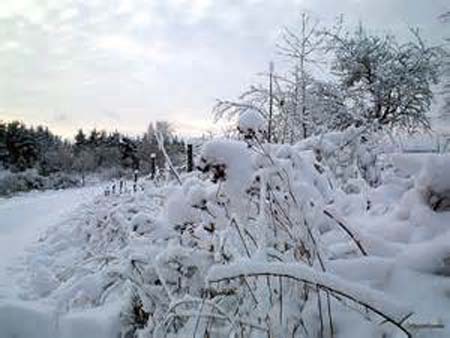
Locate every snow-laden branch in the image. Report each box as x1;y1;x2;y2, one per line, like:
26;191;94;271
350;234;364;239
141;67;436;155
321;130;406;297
207;262;413;337
155;130;182;185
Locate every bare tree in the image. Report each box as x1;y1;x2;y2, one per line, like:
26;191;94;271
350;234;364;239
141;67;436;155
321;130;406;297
278;12;326;138
72;150;96;186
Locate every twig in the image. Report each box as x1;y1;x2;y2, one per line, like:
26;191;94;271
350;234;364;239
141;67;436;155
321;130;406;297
279;276;283;326
231;218;251;257
193;297;206;337
317;286;325;338
326;290;335;338
323;209;367;256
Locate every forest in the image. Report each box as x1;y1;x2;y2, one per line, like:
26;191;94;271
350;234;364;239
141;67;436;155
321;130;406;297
0;120;186;195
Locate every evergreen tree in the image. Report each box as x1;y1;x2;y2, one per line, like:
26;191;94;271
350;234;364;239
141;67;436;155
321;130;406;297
0;122;8;168
88;129;100;148
120;136;139;170
6;121;39;171
74;129;87;154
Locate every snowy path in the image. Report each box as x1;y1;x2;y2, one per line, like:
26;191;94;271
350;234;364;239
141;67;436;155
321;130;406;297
0;186;102;299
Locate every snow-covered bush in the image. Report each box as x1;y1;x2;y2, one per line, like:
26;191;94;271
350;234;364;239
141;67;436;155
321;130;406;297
19;122;450;338
0;169;80;196
416;155;450;212
294;125;387;190
145;128;415;338
21;188;174;336
0;169;46;195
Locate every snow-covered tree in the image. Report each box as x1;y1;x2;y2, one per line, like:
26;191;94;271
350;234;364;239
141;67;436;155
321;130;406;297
214;19;446;143
328;25;443;131
213;68;341;143
277;12;327;138
439;11;450;118
308;80;354;131
213;74;287;142
213;13;331;143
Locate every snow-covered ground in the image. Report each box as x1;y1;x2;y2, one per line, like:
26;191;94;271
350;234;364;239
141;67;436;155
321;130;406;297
0;186;103;338
0;187;101;297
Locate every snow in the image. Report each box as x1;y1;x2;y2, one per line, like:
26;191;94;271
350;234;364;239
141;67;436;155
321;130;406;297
0;300;121;338
198;139;254;199
0;134;450;338
237;109;266;134
0;186;101;298
416;155;450;194
58;302;121;338
0;300;55;338
0;186;103;338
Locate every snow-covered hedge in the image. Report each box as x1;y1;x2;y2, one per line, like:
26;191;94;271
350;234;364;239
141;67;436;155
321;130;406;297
14;124;450;338
0;169;81;196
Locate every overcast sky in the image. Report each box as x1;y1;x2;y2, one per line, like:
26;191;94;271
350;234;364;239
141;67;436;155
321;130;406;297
0;0;448;138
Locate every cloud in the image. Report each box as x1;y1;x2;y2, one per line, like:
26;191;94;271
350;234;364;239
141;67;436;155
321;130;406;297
0;0;447;137
95;34;170;62
53;113;70;122
103;110;121;121
0;0;75;24
169;0;212;23
0;41;21;51
58;8;79;21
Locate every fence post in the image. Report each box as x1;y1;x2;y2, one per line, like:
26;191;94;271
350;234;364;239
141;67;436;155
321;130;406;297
187;144;193;172
150;153;156;179
133;169;138;192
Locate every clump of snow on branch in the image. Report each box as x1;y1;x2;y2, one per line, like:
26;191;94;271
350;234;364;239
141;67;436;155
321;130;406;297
237;109;266;139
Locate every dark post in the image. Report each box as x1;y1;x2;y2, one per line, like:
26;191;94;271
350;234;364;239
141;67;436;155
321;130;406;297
150;153;156;180
187;144;193;172
133;169;138;192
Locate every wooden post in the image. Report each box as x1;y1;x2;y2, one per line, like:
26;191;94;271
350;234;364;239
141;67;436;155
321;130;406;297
187;144;193;172
133;169;138;192
150;153;156;180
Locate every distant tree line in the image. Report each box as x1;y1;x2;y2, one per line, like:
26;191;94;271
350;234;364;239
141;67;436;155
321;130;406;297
0;120;186;179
